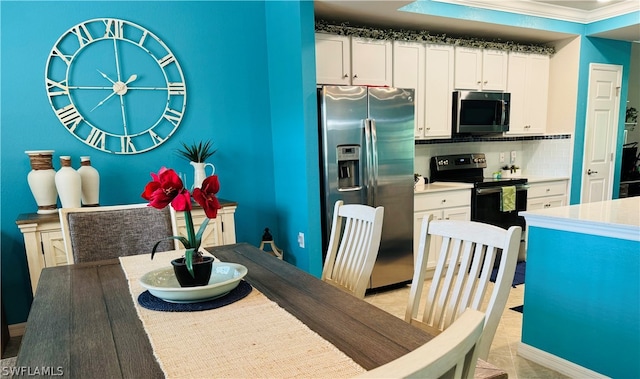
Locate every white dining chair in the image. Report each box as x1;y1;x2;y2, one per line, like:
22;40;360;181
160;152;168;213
357;308;485;379
322;200;384;299
59;203;175;264
406;215;521;361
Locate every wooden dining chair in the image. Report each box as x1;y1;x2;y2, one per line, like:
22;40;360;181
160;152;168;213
357;308;485;379
322;200;384;299
59;203;175;264
406;215;521;361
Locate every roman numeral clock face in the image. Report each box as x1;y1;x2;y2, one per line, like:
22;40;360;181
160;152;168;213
45;18;187;154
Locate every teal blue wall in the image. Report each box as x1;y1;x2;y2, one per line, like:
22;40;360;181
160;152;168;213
570;36;632;203
264;1;322;274
0;0;319;324
523;226;640;377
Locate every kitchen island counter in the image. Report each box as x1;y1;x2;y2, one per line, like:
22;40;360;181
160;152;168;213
518;197;639;378
520;196;639;241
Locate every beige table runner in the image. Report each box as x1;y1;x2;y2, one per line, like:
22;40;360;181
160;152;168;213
120;251;365;378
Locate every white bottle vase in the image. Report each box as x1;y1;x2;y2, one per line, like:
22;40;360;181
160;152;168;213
190;161;215;189
25;150;58;214
55;156;82;208
77;156;100;206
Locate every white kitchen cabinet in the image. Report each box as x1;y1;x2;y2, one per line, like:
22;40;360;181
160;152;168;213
315;33;392;86
424;44;455;139
315;33;351;85
507;53;549;135
526;179;568;211
414;189;471;276
393;40;425;138
16;202;237;294
393;42;453;140
454;47;508;91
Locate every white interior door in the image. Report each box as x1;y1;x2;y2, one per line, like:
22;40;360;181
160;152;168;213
581;63;622;203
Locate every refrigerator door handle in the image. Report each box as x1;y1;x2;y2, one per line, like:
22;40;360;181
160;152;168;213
364;118;373;206
370;119;378;205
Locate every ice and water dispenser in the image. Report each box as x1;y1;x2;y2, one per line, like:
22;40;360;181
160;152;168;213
337;145;361;190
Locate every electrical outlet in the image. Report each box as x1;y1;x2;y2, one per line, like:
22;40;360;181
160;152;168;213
298;232;305;248
499;152;505;163
510;151;517;163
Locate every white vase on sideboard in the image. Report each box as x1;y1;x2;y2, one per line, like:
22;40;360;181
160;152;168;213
55;156;81;208
25;150;58;214
77;156;100;206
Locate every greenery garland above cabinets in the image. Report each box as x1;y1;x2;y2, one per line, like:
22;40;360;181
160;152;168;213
315;20;555;56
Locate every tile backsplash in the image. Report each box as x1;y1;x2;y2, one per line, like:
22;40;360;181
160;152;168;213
415;138;573;180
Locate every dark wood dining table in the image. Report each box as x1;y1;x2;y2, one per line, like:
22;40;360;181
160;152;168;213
15;243;506;378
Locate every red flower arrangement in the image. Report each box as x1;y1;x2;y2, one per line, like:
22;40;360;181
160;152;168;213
142;167;221;277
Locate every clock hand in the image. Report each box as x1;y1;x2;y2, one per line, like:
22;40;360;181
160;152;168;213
119;93;129;136
90;91;117;112
124;74;137;85
97;69;116;84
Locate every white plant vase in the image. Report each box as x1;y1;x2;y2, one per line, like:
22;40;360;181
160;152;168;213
190;161;215;189
25;150;58;214
55;156;82;208
77;156;100;206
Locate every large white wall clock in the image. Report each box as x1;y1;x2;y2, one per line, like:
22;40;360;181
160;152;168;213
45;18;187;154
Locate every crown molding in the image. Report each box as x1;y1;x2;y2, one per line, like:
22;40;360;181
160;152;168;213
432;0;640;24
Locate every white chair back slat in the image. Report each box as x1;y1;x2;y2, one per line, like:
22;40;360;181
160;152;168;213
322;200;384;299
406;215;522;360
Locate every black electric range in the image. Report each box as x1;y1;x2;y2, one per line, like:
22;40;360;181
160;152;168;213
429;153;528;231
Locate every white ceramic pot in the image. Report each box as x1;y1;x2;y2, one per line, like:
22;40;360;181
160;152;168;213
77;156;100;206
55;156;82;208
25;150;58;214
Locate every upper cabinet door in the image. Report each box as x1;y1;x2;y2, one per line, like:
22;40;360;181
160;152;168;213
351;37;393;86
315;33;351;85
454;47;482;90
424;44;454;139
454;47;507;91
507;52;549;135
481;49;508;91
393;41;425;138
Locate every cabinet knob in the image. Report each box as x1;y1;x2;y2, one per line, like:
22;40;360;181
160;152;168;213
441;199;446;203
477;81;481;85
483;80;488;84
343;74;348;78
353;74;358;78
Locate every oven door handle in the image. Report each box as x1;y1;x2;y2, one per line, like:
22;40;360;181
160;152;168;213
475;184;529;195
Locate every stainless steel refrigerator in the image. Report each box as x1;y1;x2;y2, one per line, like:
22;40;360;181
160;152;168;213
318;85;415;289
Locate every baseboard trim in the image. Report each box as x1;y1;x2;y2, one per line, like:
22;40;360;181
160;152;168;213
8;323;25;338
518;342;609;378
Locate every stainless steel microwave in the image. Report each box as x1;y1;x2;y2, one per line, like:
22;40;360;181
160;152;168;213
452;91;510;135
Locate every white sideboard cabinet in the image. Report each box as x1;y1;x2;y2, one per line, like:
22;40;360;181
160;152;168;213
16;200;237;294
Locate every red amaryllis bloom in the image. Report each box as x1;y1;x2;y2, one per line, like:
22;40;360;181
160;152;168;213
141;167;190;211
193;175;221;218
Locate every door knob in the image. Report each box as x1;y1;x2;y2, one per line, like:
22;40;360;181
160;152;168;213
587;169;598;175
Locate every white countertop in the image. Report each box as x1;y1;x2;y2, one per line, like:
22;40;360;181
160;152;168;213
520;197;640;241
414;182;473;194
414;176;568;194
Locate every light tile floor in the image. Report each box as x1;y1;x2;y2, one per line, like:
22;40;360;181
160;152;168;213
364;282;570;379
